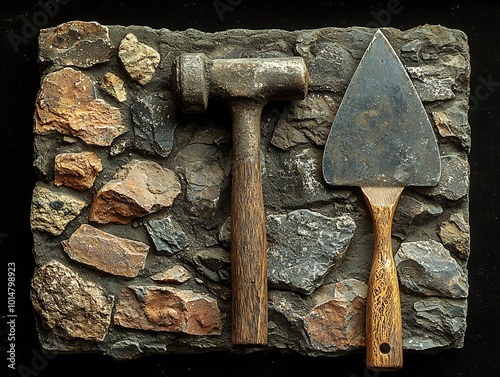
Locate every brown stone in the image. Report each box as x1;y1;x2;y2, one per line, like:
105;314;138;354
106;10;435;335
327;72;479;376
90;160;181;224
38;21;114;68
439;213;471;260
34;67;125;146
304;279;367;352
100;72;127;102
113;286;221;335
30;182;86;236
151;265;191;284
31;260;114;341
62;224;149;278
54;152;103;190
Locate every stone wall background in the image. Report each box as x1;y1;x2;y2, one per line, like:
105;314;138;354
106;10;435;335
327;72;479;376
30;21;470;359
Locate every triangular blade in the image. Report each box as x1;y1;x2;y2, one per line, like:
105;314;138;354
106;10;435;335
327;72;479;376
322;30;441;187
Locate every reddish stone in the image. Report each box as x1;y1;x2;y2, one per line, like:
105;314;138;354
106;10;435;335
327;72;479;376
304;279;367;352
62;224;149;278
34;67;125;146
54;152;103;190
113;286;222;336
89;160;181;224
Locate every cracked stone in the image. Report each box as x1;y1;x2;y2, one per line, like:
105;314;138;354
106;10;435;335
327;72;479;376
271;93;341;150
406;65;456;102
304;279;367;352
100;72;127;102
393;193;443;239
38;21;113;68
31;260;114;341
439;213;470;260
113;286;222;335
395;240;468;298
193;248;231;284
151;265;191;284
62;224;149;278
90;160;181;224
30;182;86;236
174;144;231;218
54;152;103;190
267;209;356;294
34;67;125;146
145;216;189;255
131;91;179;157
119;33;160;85
432;104;471;152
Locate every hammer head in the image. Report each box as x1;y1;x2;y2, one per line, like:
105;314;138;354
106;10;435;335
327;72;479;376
172;53;308;113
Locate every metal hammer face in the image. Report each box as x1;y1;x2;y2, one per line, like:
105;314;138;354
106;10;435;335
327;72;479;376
172;53;308;345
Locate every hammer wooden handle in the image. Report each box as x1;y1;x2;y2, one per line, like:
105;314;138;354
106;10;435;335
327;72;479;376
361;186;404;371
230;100;268;345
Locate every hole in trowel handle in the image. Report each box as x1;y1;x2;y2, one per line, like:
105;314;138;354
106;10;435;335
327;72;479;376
379;343;391;354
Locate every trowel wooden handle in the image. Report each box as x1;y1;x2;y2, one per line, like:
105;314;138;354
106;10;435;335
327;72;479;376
230;100;268;345
361;186;404;371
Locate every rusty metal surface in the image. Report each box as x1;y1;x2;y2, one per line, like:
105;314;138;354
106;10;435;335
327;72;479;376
322;30;441;187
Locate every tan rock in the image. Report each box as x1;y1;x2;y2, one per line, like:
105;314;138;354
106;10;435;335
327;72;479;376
30;260;114;341
30;182;86;236
34;67;126;146
304;279;367;352
100;72;127;102
114;286;221;335
62;224;149;278
89;160;181;224
118;33;160;85
439;213;470;260
151;265;191;284
54;152;103;190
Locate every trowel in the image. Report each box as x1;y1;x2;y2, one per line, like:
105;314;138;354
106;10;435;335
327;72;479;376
322;30;441;370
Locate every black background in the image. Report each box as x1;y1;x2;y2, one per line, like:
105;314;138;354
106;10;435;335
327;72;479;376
1;1;499;376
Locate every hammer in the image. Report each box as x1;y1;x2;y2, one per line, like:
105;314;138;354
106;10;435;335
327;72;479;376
172;53;308;345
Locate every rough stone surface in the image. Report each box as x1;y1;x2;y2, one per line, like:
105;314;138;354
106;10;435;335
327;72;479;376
100;72;127;102
395;240;468;298
62;224;150;278
38;21;113;68
271;93;341;150
113;286;222;335
31;260;114;341
131;91;179;157
54;152;103;190
90;160;181;224
34;67;125;146
32;23;471;358
304;279;367;352
118;33;160;85
30;182;86;236
145;216;189;255
151;265;191;284
267;210;356;294
439;213;471;260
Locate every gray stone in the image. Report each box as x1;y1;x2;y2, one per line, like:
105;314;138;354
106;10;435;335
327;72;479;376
38;21;113;68
395;240;468;298
267;210;356;294
192;248;231;283
30;183;86;236
271;93;341;150
145;216;190;255
31;260;114;341
393;193;443;239
401;39;423;62
406;65;456;102
131;92;179;158
108;340;143;360
432;103;471;152
403;297;467;351
174;144;231;218
416;155;470;200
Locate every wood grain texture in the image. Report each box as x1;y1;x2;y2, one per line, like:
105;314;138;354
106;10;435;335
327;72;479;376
230;101;267;345
361;186;404;370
